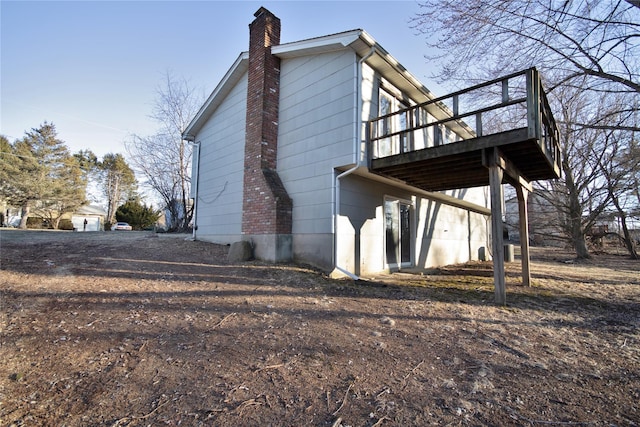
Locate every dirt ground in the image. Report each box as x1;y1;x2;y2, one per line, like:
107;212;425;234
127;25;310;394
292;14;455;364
1;229;638;426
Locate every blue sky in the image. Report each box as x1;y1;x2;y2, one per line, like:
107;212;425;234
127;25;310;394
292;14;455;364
1;0;441;159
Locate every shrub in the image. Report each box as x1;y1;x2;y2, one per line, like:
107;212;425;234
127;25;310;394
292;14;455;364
59;219;74;230
26;217;45;229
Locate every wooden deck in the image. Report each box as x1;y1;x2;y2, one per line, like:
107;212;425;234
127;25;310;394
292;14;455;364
367;68;561;304
368;68;561;192
371;127;559;191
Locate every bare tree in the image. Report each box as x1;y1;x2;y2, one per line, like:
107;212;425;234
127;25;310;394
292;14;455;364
127;73;202;232
414;1;639;96
414;0;640;258
595;106;639;258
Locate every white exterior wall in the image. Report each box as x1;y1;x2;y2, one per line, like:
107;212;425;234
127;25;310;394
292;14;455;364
71;216;101;232
414;190;489;267
337;175;488;275
277;50;357;267
192;72;248;244
336;175;385;275
333;62;490;276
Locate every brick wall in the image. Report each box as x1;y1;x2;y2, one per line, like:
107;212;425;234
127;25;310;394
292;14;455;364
242;7;292;236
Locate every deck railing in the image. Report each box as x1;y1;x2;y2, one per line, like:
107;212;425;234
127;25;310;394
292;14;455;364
367;68;561;174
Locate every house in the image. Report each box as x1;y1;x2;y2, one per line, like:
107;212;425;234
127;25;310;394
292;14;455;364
183;7;494;277
71;205;107;232
504;190;565;247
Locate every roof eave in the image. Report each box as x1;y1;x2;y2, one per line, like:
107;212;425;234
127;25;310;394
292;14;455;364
183;29;473;141
271;29;363;58
182;51;249;141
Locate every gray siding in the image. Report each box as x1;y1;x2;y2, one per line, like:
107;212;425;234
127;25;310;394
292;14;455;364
278;50;357;238
190;44;489;274
192;72;248;244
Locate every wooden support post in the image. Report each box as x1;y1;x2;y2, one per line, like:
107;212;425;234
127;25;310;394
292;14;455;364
516;185;531;287
502;78;509;104
453;94;459;117
489;166;506;305
476;112;483;137
526;68;540;140
484;148;506;305
483;146;532;297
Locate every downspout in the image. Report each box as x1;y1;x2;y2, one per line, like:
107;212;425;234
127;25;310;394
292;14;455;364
186;138;200;240
332;46;376;280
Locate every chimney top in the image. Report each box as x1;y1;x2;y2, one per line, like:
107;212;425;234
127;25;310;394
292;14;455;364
254;6;273;18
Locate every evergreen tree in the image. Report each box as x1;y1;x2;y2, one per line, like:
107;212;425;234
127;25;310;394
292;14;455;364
0;123;87;229
115;198;160;230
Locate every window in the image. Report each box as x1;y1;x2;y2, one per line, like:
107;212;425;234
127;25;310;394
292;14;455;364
376;85;409;157
377;90;395;157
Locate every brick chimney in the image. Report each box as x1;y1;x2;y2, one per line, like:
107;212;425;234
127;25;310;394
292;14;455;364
242;7;292;261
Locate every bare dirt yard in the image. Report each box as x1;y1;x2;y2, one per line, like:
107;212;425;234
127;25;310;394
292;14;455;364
1;229;638;426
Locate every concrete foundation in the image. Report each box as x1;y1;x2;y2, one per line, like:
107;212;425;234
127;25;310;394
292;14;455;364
292;233;333;271
245;234;292;262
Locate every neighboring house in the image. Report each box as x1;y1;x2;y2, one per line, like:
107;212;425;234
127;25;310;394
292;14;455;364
504;190;564;246
162;199;193;231
184;8;493;277
505;193;640;249
2;200;21;227
72;205;107;232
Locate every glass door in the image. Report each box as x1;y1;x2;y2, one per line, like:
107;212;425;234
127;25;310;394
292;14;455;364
385;199;413;269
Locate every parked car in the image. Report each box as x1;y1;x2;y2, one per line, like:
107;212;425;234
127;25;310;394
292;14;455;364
111;222;132;231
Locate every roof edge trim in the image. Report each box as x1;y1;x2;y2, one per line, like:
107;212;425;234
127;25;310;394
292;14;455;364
271;29;363;58
183;51;249;140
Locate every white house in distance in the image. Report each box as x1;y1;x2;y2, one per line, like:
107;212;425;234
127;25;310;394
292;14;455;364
72;204;107;232
183;7;492;278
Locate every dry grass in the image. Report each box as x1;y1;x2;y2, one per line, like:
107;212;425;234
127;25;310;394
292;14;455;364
1;231;638;426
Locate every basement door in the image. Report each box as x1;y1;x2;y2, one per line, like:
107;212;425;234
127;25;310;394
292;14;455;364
384;198;413;269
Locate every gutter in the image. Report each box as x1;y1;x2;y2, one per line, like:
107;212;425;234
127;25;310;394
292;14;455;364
185;137;200;240
332;46;376;280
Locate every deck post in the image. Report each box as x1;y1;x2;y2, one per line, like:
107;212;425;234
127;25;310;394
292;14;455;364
516;185;531;287
502;78;509;104
484;148;506;305
526;68;541;140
